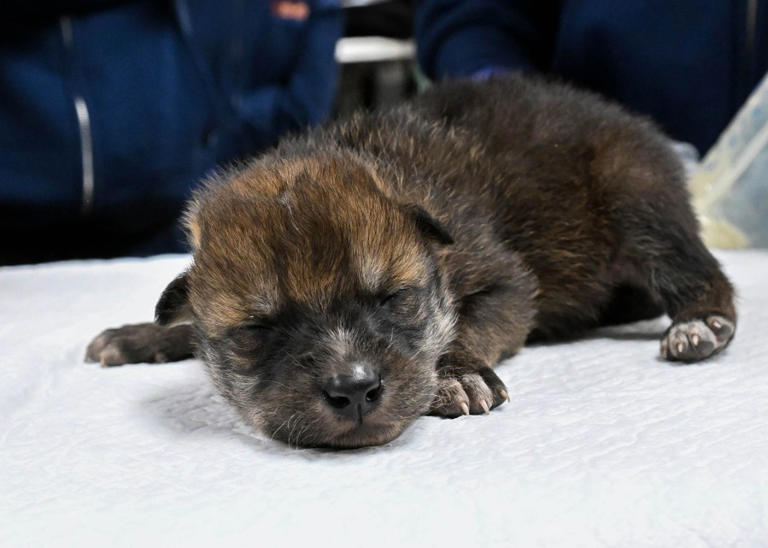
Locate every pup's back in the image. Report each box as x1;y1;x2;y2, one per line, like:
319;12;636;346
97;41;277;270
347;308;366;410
321;75;720;341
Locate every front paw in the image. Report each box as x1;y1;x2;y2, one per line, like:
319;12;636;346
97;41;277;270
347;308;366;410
661;315;735;362
85;323;192;366
429;367;509;418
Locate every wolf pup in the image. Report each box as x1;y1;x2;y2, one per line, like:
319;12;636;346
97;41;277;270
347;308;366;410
87;75;736;448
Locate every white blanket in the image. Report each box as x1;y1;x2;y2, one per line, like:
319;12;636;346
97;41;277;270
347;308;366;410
1;251;767;547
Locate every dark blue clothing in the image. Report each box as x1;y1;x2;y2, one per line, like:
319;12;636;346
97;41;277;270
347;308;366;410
416;0;768;155
0;0;341;264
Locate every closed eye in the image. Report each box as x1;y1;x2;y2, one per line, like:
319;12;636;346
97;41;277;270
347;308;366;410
230;321;272;341
227;321;273;354
379;289;405;305
379;287;409;306
379;286;427;311
241;313;274;332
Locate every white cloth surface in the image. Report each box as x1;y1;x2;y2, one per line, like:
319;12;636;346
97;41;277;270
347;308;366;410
1;251;767;547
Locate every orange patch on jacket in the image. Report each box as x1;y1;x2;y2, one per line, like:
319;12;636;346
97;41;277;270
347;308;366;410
271;1;310;21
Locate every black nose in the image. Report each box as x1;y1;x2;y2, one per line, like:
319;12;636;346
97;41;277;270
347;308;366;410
323;366;383;422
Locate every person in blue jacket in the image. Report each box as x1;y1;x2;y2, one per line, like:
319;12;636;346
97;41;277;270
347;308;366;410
0;1;342;265
416;1;768;157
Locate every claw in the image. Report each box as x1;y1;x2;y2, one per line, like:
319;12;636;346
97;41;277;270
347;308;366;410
430;368;509;417
691;334;700;346
676;342;685;354
479;400;490;414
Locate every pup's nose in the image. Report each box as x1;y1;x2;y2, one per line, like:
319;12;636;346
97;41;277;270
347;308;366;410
322;365;382;422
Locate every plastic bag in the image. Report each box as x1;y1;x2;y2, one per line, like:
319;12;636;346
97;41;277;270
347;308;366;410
689;72;768;248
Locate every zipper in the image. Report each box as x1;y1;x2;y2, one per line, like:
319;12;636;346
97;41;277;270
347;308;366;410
232;0;245;98
60;16;95;215
747;0;757;61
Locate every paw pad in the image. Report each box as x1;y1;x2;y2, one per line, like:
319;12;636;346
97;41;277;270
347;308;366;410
660;315;735;363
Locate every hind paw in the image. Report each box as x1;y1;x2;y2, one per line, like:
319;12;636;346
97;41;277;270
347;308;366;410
661;315;735;363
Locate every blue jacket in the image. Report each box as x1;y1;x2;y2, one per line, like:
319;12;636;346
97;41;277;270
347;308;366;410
1;0;341;263
416;0;768;155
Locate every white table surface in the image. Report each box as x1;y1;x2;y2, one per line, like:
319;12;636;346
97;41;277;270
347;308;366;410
1;251;766;547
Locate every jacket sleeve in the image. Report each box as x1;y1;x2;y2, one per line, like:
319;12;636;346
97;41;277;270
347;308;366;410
415;0;558;80
235;3;343;151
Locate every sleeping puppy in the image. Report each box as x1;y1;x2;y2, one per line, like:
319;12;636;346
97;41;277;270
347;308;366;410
86;75;736;448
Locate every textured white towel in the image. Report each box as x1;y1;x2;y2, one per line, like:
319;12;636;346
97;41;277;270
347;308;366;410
1;251;767;547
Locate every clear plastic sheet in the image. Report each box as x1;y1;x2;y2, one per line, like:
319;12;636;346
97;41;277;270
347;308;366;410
690;73;768;248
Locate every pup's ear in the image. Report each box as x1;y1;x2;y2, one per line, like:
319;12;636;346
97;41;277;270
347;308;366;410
405;204;454;245
155;272;193;325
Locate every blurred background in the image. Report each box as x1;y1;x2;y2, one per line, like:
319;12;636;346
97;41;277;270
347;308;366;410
1;0;766;265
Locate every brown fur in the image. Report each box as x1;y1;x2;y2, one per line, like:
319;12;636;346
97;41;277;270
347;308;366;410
86;75;736;448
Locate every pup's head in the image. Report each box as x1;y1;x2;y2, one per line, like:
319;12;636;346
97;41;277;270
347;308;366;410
158;152;456;448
